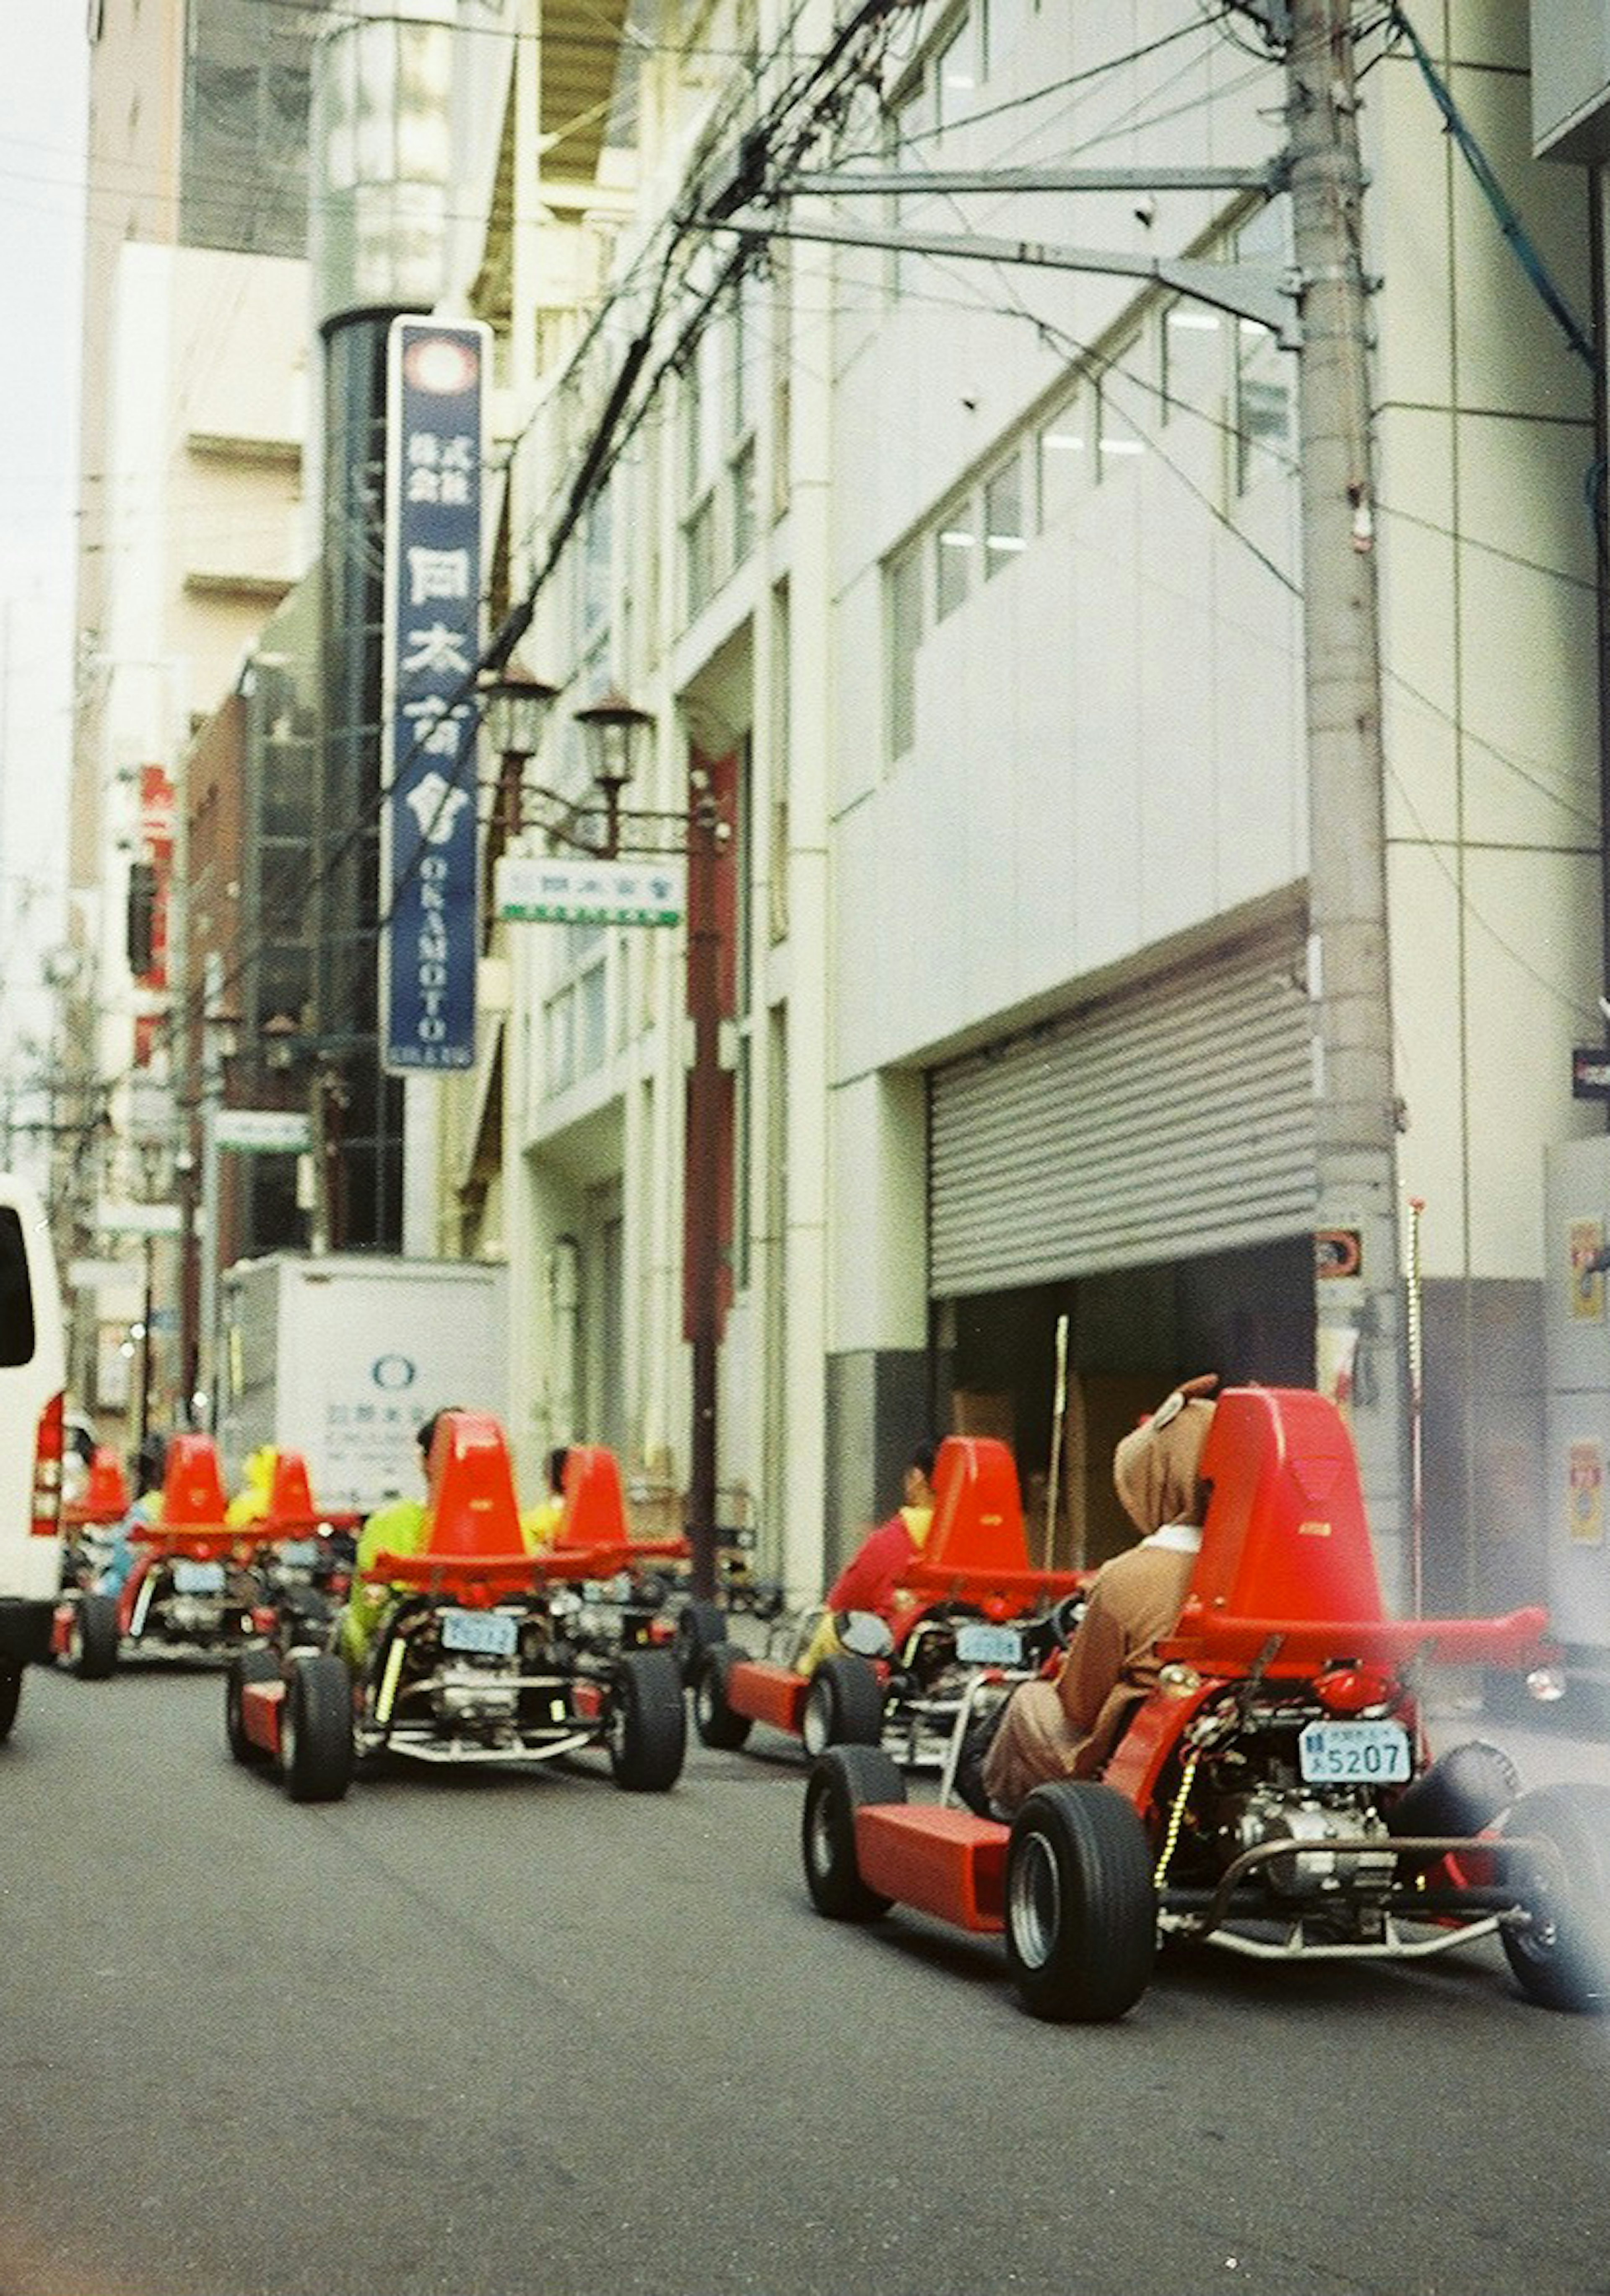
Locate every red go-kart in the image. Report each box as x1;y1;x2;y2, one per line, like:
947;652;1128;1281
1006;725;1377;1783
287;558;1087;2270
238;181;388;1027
50;1435;347;1678
802;1387;1608;2021
689;1435;1090;1767
227;1417;688;1802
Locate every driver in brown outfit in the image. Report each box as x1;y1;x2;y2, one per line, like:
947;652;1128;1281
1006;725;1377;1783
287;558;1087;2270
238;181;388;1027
970;1375;1218;1819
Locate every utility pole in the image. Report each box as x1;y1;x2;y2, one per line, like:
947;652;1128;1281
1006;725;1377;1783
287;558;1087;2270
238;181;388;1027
1285;0;1409;1606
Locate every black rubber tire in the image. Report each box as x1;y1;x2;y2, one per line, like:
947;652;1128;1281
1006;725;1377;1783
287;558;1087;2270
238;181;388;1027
69;1594;120;1681
608;1649;687;1791
0;1664;20;1742
1005;1780;1158;2022
280;1654;354;1803
800;1655;885;1757
226;1648;282;1766
1386;1738;1519;1866
693;1645;753;1750
802;1742;906;1921
674;1600;727;1682
1500;1782;1610;2012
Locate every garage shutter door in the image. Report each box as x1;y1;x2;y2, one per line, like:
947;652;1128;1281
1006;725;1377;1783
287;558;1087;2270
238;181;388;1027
929;931;1315;1296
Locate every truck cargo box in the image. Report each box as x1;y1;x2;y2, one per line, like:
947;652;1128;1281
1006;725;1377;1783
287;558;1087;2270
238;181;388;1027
217;1253;509;1514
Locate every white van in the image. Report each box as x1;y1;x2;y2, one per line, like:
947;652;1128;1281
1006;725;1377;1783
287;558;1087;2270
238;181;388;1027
0;1174;67;1739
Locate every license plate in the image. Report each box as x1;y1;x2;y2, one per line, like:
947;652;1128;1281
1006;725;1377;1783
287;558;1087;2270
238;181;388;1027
1298;1718;1411;1785
441;1608;519;1659
954;1621;1024;1667
172;1560;225;1596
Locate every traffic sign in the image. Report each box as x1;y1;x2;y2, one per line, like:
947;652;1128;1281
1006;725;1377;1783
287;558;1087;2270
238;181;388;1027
1573;1048;1610;1100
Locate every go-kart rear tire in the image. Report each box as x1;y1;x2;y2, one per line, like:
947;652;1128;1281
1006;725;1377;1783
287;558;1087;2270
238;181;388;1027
0;1664;19;1742
802;1743;906;1922
693;1645;752;1750
280;1654;354;1803
68;1594;120;1681
674;1600;727;1682
1005;1780;1157;2023
1500;1782;1610;2012
226;1647;281;1766
801;1654;884;1757
608;1649;687;1791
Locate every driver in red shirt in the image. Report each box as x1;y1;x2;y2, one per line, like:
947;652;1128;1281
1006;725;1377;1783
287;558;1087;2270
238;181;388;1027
795;1440;939;1675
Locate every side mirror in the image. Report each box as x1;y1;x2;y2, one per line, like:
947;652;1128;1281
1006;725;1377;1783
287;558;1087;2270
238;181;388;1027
838;1608;894;1659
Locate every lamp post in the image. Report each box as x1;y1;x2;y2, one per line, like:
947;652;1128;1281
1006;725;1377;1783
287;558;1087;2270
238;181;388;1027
481;667;724;1600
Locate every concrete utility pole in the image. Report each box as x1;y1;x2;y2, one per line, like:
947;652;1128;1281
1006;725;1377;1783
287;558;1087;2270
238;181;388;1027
1284;0;1410;1606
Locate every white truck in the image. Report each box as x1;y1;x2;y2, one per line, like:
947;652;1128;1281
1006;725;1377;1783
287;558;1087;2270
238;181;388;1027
216;1253;510;1513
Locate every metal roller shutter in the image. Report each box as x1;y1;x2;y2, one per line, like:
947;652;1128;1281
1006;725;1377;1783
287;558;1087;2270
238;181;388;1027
929;933;1315;1296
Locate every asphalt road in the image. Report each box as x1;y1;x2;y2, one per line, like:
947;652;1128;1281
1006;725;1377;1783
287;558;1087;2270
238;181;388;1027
5;1660;1610;2296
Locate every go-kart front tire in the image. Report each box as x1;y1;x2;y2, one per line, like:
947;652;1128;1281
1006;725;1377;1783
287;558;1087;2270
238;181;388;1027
802;1743;905;1922
1005;1780;1157;2023
280;1654;354;1803
608;1649;686;1791
693;1645;752;1750
801;1654;884;1757
1501;1782;1610;2012
226;1647;281;1766
68;1594;120;1681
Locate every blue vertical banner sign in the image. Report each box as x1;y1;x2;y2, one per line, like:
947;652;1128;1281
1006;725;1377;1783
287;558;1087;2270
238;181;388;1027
379;317;489;1073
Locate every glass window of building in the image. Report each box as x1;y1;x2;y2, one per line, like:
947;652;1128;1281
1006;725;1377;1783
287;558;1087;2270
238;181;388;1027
731;438;757;569
1036;392;1088;528
1161;297;1225;426
183;0;321;255
1096;352;1145;480
983;455;1025;577
934;9;979;127
1233;203;1294;493
934;505;976;620
685;493;717;621
886;540;923;759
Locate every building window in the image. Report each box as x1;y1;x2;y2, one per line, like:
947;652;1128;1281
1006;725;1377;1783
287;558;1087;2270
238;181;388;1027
731;438;757;569
933;9;979;127
1161;298;1225;426
935;503;975;620
1096;351;1145;480
886;540;923;760
1036;394;1088;529
685;493;717;620
1236;320;1291;492
983;455;1025;577
1234;202;1294;493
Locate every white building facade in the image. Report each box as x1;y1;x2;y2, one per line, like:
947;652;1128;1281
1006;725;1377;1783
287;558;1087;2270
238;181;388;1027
460;0;1601;1607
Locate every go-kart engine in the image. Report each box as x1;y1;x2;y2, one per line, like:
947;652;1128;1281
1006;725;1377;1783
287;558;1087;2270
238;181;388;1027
1215;1786;1397;1904
431;1664;519;1730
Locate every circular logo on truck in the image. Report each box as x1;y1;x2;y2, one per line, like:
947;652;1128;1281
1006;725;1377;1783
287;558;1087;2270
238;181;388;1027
372;1354;418;1393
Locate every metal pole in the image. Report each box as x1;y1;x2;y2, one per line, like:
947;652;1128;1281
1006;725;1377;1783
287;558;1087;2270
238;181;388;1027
1045;1312;1069;1573
198;950;227;1430
137;1232;154;1454
1405;1194;1425;1616
1288;0;1409;1605
685;785;722;1602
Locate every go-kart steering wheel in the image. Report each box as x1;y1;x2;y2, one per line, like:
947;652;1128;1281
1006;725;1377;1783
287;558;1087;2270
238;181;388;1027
1051;1590;1087;1644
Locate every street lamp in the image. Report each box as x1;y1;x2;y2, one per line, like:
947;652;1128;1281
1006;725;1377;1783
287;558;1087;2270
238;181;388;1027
480;666;664;862
480;656;561;763
480;673;726;1600
573;689;655;858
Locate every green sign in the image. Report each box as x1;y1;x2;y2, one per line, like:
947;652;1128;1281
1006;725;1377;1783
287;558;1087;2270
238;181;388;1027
496;854;684;928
